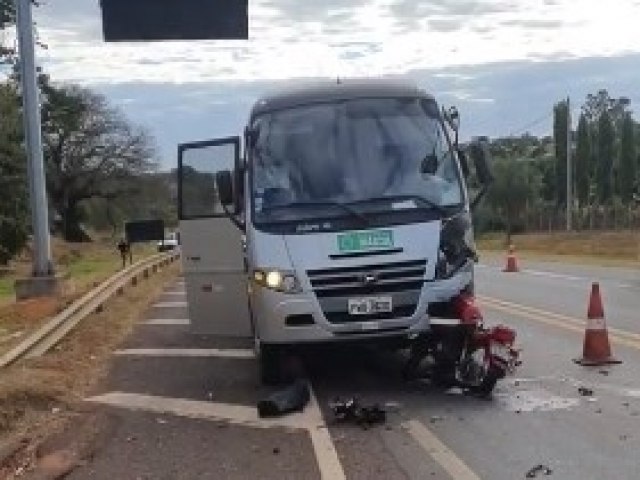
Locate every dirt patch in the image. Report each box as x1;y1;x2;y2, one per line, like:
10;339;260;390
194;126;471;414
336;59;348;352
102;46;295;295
0;299;61;329
0;262;179;479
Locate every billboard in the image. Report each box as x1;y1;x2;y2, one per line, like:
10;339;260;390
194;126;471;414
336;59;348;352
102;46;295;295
100;0;249;42
125;219;165;243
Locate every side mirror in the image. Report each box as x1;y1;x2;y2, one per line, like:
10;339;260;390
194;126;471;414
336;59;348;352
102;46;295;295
216;169;245;231
421;153;438;175
445;106;460;133
216;170;234;206
466;139;493;209
468;140;493;186
457;149;470;178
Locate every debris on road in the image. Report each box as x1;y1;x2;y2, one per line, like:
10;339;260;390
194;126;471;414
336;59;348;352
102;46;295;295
578;387;594;397
383;401;402;413
429;415;444;424
329;397;386;427
257;379;310;418
598;370;610;376
525;464;553;478
445;387;464;396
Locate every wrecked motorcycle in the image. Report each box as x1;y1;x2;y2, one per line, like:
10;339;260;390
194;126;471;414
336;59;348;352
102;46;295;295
404;293;519;396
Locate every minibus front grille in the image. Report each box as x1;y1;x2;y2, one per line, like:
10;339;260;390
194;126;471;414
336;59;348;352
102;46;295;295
307;259;426;324
307;259;427;298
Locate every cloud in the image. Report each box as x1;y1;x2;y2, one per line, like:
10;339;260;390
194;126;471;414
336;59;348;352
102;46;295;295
84;54;640;169
28;0;640;85
13;0;640;170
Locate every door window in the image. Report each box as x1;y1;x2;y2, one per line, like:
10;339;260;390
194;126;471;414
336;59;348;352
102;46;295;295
178;138;239;219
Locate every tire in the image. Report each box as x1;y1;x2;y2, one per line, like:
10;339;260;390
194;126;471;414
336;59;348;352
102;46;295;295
468;365;503;398
259;344;282;386
431;363;458;388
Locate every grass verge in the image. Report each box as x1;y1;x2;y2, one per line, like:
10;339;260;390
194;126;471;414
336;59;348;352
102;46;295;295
0;262;179;478
0;238;157;351
477;230;639;267
0;236;155;306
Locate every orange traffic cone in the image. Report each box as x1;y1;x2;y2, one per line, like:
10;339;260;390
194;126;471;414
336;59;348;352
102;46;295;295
574;282;621;366
503;244;520;272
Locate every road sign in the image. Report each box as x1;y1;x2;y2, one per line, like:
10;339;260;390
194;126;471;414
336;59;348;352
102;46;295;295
125;220;165;243
100;0;249;41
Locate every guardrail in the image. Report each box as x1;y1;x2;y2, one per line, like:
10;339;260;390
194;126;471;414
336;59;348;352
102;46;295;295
0;251;181;368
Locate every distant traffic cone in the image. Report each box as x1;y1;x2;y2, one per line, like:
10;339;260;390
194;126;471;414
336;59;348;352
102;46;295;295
503;244;520;272
574;282;621;366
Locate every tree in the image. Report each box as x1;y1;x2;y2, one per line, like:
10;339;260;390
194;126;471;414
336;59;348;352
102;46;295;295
83;173;177;235
0;81;29;264
1;0;40;64
487;157;541;240
553;100;568;206
581;89;631;126
0;0;17;63
40;81;157;241
618;114;636;202
596;111;615;203
575;114;591;206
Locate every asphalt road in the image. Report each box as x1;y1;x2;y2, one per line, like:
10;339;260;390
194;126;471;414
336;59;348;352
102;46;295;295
63;258;640;480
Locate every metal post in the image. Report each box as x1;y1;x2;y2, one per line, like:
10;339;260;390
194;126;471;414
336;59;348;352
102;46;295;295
566;96;572;231
15;0;53;276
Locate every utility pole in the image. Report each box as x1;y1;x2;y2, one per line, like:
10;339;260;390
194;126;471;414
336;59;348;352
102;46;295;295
14;0;57;298
566;96;572;231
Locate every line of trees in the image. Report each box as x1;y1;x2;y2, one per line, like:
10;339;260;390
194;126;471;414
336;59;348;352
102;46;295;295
477;90;640;236
1;4;176;264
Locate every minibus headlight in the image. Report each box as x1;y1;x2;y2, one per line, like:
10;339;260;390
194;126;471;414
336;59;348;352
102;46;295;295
253;269;301;293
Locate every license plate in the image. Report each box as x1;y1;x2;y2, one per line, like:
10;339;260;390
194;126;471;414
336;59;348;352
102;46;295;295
348;296;393;315
338;230;394;253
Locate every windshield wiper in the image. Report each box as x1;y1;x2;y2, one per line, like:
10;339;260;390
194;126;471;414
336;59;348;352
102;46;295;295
347;195;449;217
262;201;371;227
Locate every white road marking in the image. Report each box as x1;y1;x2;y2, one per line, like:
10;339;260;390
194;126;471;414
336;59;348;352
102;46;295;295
404;420;482;480
144;318;190;326
86;388;346;480
479;263;637;290
86;392;308;430
114;348;255;359
305;386;346;480
521;269;583;282
154;301;188;308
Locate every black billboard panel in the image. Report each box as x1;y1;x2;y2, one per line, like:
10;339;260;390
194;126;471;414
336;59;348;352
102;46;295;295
125;219;165;243
100;0;248;42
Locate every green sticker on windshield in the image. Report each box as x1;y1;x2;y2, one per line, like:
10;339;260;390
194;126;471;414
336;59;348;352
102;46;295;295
338;230;394;252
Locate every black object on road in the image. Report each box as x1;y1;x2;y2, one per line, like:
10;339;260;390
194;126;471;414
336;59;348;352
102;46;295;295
329;397;387;427
257;380;310;418
525;464;553;478
578;387;594;397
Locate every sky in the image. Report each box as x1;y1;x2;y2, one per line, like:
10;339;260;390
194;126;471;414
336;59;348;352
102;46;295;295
20;0;640;168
